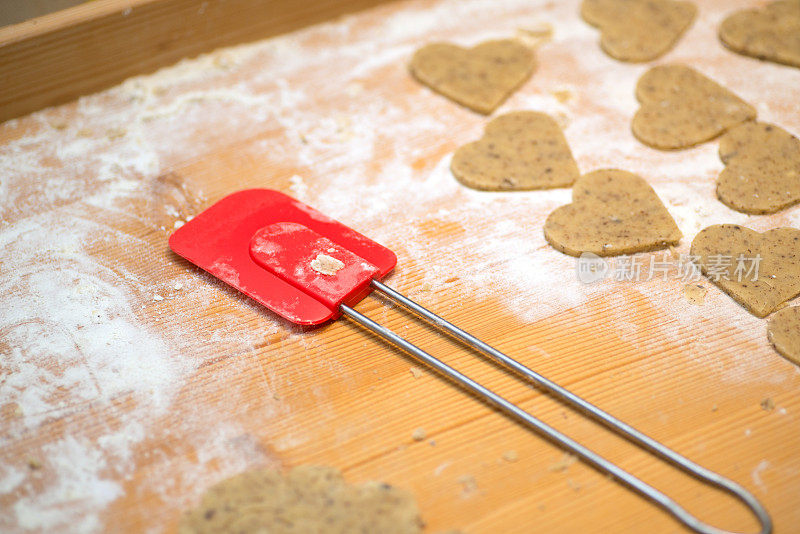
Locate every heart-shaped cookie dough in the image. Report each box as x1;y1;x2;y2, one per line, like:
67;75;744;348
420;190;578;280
768;306;800;365
717;121;800;214
450;111;580;191
719;0;800;69
632;64;756;150
544;169;682;256
409;39;536;114
690;224;800;317
581;0;697;62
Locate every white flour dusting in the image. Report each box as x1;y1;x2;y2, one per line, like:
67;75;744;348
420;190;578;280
1;0;799;532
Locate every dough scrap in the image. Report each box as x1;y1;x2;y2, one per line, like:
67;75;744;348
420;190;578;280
581;0;697;62
719;0;800;69
768;306;800;365
544;169;682;257
683;283;707;305
450;111;580;191
179;466;423;534
632;64;756;150
716;121;800;214
409;39;536;114
310;253;345;275
690;225;800;317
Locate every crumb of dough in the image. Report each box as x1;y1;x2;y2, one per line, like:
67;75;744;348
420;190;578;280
716;121;800;215
719;0;800;69
760;398;775;411
178;466;423;534
451;111;580;191
412;428;427;441
310;253;344;275
456;474;478;498
409;39;536;114
27;458;42;470
632;64;756;150
690;225;800;317
106;127;127;140
567;478;581;491
544;169;681;257
409;367;424;379
421;282;432;291
174;283;183;290
502;450;519;463
548;453;577;472
153;294;164;301
550;89;573;103
683;284;707;305
516;22;554;48
581;0;696;62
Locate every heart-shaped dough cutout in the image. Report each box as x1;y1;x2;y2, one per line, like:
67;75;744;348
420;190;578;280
581;0;697;62
544;169;682;256
768;306;800;365
450;111;580;191
719;0;800;69
717;121;800;214
409;39;536;114
690;224;800;317
632;64;756;150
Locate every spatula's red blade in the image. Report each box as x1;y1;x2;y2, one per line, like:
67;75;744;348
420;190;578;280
168;189;396;325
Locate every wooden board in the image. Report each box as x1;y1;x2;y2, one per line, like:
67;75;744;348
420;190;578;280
0;0;395;123
1;0;799;533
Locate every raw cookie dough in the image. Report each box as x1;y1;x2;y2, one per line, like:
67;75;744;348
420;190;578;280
683;283;707;305
632;64;756;150
690;225;800;317
409;39;536;114
450;111;580;190
179;466;423;534
544;169;682;257
719;0;800;69
768;306;800;365
581;0;697;62
716;121;800;214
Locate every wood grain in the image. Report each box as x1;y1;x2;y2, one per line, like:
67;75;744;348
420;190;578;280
1;0;799;533
0;0;394;123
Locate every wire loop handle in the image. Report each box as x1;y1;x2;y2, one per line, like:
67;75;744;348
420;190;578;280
339;280;772;534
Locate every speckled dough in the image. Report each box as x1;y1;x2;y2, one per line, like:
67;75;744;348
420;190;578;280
179;466;423;534
690;225;800;317
768;306;800;365
719;0;800;69
544;169;682;257
581;0;697;62
450;111;580;190
716;122;800;214
632;64;756;150
409;39;535;114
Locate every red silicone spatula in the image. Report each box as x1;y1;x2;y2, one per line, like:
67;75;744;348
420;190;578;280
170;189;770;534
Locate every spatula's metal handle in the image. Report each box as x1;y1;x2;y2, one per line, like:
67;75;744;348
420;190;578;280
339;280;772;534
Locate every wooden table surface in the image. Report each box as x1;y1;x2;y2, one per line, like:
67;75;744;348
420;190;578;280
1;0;799;533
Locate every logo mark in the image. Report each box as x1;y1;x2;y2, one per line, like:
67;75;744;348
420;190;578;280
576;252;609;284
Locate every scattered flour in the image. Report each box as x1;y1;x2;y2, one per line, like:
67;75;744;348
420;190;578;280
2;0;799;531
